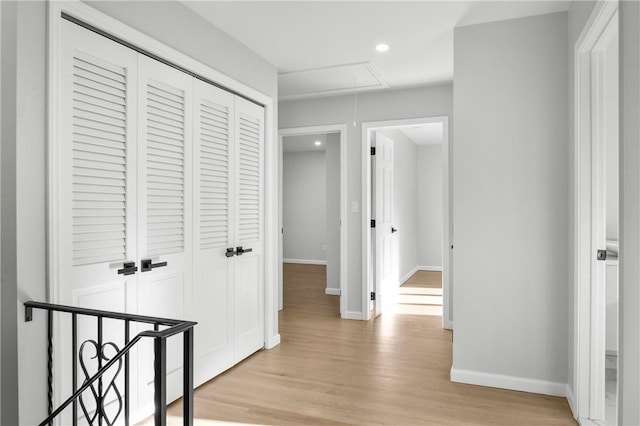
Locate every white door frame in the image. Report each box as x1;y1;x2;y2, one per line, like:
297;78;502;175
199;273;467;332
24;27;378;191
278;125;348;317
46;1;280;365
361;117;451;328
573;0;618;422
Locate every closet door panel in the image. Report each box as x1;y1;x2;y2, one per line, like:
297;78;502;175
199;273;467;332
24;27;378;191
233;98;265;362
58;20;139;425
136;55;194;408
193;80;236;385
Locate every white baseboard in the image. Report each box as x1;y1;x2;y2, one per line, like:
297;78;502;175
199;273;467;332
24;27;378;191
400;265;444;284
443;319;453;330
265;333;281;349
283;258;326;265
342;310;363;320
400;266;419;285
577;418;600;425
325;288;341;296
565;384;577;419
418;265;443;272
450;368;566;397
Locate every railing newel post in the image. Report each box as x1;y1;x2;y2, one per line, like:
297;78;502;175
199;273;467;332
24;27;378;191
125;319;130;426
47;310;54;426
72;313;78;426
154;334;167;426
183;328;194;426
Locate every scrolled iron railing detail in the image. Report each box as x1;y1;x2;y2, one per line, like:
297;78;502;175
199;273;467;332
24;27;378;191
78;340;123;426
24;300;196;426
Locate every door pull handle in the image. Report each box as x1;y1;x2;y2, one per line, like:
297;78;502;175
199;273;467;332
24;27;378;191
225;248;237;258
236;246;253;256
391;227;398;233
117;261;138;276
140;259;168;272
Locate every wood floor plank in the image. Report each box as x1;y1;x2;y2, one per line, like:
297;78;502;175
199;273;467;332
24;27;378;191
151;263;576;425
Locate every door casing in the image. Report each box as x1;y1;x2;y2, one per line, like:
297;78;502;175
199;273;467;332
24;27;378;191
572;0;619;421
277;124;348;317
361;117;451;327
46;1;280;415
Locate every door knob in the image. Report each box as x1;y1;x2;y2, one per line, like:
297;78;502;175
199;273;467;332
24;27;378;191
391;227;398;233
225;247;237;257
140;259;168;272
117;261;138;276
236;246;253;256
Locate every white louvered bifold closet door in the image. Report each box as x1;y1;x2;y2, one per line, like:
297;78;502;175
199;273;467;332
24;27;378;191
193;80;236;386
57;16;267;423
136;55;194;409
233;97;265;362
58;20;139;426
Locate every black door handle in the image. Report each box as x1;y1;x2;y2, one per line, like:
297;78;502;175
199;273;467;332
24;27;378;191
140;259;168;272
117;261;138;276
225;248;237;257
597;250;607;261
236;246;253;256
391;227;398;233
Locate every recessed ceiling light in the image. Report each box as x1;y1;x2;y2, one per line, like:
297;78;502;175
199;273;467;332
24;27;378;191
314;141;322;146
376;44;389;52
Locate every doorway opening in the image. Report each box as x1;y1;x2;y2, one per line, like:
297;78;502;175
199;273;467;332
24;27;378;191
573;1;619;424
278;125;347;317
362;117;451;328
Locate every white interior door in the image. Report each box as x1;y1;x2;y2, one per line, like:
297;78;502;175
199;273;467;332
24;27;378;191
233;98;265;361
590;14;619;424
374;133;398;316
57;20;139;424
193;80;236;385
136;55;194;409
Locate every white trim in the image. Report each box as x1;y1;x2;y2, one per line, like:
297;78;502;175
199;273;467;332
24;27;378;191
418;265;443;272
400;267;418;285
399;265;443;284
47;0;280;381
283;258;327;265
450;368;567;397
342;311;363;320
362;116;451;326
566;384;577;419
573;0;619;422
577;418;602;426
325;288;341;296
279;124;348;318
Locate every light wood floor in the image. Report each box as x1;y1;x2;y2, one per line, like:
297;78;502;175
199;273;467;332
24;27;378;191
159;264;575;425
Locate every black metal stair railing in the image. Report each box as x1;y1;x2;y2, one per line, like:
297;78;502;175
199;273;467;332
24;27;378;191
24;301;197;426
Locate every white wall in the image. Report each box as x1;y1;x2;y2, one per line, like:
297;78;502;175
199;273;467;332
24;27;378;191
378;129;418;283
325;133;341;291
283;151;327;262
619;1;640;423
452;11;569;392
417;145;443;269
0;1;278;423
279;84;453;316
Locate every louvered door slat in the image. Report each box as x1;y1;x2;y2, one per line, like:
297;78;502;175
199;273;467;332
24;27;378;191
145;79;186;256
71;52;129;267
237;111;262;245
198;99;231;250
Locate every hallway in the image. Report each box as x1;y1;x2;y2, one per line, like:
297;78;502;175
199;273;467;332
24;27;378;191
159;264;575;425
